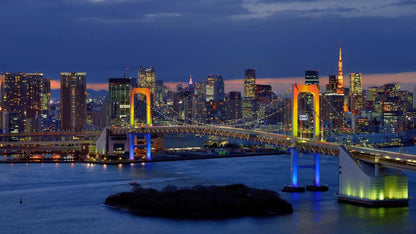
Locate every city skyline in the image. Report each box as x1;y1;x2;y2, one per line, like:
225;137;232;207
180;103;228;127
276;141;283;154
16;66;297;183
0;0;415;88
44;70;416;95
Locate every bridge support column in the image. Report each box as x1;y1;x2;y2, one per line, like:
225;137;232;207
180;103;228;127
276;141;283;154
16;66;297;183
282;148;328;193
338;146;408;207
314;153;320;186
291;147;299;187
282;147;305;192
128;133;152;160
305;154;328;191
146;133;151;160
129;133;134;160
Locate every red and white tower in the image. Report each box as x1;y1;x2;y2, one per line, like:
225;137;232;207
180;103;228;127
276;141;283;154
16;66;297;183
336;45;344;94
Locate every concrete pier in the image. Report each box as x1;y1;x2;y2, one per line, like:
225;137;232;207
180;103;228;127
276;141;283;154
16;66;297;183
338;146;408;207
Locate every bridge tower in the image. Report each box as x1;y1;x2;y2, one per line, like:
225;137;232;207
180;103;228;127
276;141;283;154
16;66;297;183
129;88;152;160
292;84;320;141
283;84;327;192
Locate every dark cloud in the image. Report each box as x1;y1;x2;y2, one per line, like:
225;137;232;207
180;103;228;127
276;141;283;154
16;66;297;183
390;0;416;6
0;0;415;85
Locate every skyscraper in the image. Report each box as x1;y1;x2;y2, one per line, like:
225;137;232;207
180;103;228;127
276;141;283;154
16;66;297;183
243;69;256;119
349;73;363;96
61;72;86;131
244;69;256;99
138;66;156;97
326;75;337;93
1;72;48;132
205;74;224;102
349;73;364;113
227;91;242;120
109;78;135;127
305;70;319;85
336;45;344;94
413;85;416;109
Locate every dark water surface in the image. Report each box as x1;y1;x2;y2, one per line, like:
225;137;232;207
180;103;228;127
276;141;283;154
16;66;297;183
1;149;416;233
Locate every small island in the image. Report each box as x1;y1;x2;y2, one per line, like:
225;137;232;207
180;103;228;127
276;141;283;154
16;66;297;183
105;183;293;219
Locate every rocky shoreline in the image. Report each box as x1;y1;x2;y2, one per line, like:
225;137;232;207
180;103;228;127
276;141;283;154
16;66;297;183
105;184;293;219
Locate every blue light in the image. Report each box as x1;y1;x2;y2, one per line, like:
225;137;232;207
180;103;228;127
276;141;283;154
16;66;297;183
146;133;151;160
291;148;298;187
129;133;134;160
314;153;320;186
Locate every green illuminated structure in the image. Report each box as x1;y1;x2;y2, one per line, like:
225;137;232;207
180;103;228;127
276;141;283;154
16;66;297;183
338;146;408;206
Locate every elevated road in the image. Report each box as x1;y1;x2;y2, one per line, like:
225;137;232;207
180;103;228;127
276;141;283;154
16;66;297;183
111;125;416;171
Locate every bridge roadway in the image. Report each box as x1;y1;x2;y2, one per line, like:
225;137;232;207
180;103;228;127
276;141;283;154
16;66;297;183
111;125;416;171
1;125;415;171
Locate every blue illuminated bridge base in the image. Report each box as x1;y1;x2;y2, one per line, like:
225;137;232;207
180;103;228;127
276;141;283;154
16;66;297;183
282;147;329;193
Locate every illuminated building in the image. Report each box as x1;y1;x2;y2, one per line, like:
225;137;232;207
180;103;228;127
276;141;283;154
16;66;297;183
305;70;319;85
188;75;194;94
255;84;272;119
227;91;242;120
8;112;19;140
155;80;164;106
413;85;416;109
192;82;207;123
1;72;48;132
302;70;319;132
138;66;156;104
349;73;363;96
109;78;135;127
205;74;224;102
41;78;51;112
244;69;256;99
61;72;86;131
322;93;344;129
349;73;363;113
243;69;256;119
336;45;344;94
326;75;337;93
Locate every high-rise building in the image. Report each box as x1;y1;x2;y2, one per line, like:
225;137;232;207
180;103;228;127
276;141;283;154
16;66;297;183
326;75;337;93
227;91;242;120
349;73;363;96
305;70;319;85
154;80;164;106
255;84;272;119
322;93;345;129
1;72;48;132
413;85;416;109
244;69;256;99
41;78;51;112
61;72;86;131
205;74;224;102
138;66;156;102
336;45;344;94
349;73;363;113
243;69;256;119
109;78;135;127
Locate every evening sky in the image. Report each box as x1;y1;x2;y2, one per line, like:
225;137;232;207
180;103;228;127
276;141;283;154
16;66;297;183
1;0;415;92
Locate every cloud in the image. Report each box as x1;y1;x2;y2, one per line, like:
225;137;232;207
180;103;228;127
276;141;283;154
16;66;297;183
232;0;416;20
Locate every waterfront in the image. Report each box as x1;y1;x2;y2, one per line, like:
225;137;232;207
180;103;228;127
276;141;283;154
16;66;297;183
1;148;416;233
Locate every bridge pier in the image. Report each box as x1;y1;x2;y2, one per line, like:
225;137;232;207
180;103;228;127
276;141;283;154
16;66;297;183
337;146;408;207
282;148;328;193
128;133;152;160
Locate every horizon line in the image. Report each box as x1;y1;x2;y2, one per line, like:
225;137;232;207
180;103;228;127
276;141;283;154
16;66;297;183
49;71;416;93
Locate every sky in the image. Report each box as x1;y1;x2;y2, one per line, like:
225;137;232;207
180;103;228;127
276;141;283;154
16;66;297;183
1;0;415;93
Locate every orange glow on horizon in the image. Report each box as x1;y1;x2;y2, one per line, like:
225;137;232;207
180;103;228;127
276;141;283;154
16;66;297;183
50;80;108;91
47;71;416;93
